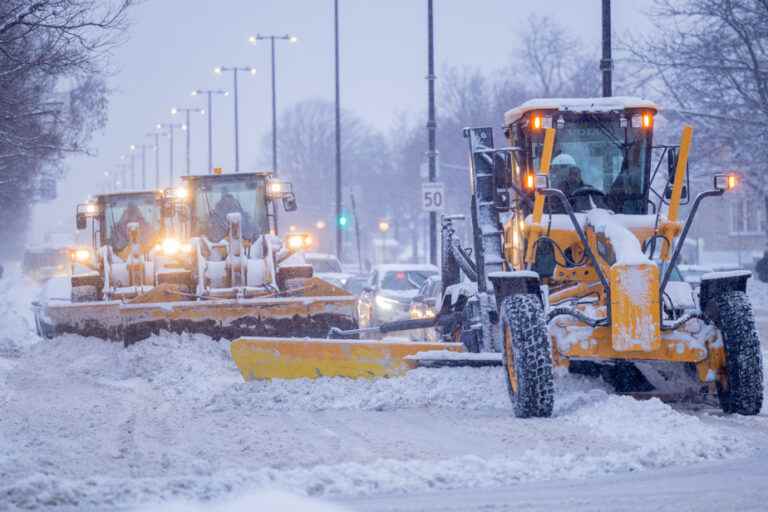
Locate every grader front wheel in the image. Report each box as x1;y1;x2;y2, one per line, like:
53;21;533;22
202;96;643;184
500;295;554;418
713;291;764;415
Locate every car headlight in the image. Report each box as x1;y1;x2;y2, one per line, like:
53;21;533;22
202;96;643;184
375;295;399;311
162;238;181;255
73;248;91;262
285;232;312;251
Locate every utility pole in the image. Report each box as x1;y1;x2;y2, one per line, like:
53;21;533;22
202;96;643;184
172;107;204;175
427;0;437;265
334;0;343;260
601;0;612;97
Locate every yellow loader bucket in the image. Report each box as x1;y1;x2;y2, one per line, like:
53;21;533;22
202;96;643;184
231;337;465;380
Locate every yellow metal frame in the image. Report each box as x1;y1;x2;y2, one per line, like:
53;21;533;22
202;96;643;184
504;123;722;383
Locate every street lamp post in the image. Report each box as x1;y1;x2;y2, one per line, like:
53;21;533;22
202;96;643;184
157;123;183;186
131;144;152;188
192;89;227;174
333;0;343;259
214;66;256;173
146;130;165;188
116;160;129;191
171;107;205;176
248;33;297;176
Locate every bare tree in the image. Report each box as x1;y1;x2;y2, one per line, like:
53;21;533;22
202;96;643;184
629;0;768;230
514;14;600;98
0;0;132;254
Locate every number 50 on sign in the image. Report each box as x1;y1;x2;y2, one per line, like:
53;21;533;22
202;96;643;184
422;182;445;212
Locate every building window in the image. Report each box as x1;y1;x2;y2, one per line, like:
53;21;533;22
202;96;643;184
730;195;764;235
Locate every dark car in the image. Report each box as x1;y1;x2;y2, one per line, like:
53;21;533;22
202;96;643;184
409;275;443;341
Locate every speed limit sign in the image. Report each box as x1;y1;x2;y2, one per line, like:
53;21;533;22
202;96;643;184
422;182;445;212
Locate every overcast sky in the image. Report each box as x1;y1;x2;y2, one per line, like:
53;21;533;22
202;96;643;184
32;0;655;241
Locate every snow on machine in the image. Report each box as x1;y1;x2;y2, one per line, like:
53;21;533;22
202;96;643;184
117;171;359;344
33;190;178;340
424;96;762;418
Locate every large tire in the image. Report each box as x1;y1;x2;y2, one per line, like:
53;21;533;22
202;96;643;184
712;291;764;415
500;294;554;418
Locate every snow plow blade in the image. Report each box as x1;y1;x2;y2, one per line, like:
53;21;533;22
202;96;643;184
120;294;358;344
33;300;123;340
231;338;465;380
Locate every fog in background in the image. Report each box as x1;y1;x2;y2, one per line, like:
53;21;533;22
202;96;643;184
30;0;654;251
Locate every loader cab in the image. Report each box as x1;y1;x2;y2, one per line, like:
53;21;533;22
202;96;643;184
76;191;164;254
178;172;297;243
504;97;657;215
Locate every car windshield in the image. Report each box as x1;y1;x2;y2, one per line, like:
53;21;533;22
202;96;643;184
104;194;160;252
533;113;649;213
307;258;342;273
193;177;269;241
380;270;437;291
344;277;366;295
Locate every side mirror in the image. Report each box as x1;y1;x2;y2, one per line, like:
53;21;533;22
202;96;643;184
76;213;87;230
282;192;298;212
362;286;374;294
667;148;690;203
664;183;688;201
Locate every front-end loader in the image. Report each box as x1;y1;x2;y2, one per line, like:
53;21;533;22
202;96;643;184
34;190;169;339
119;171;359;343
434;97;763;417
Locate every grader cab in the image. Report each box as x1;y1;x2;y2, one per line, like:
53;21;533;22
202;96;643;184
439;97;763;418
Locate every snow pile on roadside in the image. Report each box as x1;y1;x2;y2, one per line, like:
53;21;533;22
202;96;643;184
23;332;238;401
3;392;747;509
0;265;41;358
208;363;609;413
136;491;350;512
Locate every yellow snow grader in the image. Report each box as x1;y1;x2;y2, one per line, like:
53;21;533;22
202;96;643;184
432;97;763;417
117;171;358;343
34;190;170;339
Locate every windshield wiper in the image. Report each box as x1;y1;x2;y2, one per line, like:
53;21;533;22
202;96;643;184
588;114;635;152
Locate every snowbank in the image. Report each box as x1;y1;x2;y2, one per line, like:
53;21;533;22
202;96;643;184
1;268;766;511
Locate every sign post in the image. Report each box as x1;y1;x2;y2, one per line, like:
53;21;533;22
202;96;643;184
421;182;445;212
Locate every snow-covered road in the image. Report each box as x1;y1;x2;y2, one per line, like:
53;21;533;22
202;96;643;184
1;268;766;511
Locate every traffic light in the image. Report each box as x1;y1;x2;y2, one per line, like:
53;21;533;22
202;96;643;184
337;213;349;229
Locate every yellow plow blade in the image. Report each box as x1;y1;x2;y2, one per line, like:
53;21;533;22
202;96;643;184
231;337;465;380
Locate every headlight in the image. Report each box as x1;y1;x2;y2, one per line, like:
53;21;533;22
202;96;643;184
285;232;312;251
162;238;181;255
85;203;98;214
174;187;189;200
267;179;291;197
73;249;91;262
375;295;399;311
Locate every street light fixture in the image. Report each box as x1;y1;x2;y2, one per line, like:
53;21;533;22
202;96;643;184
213;66;256;172
192;89;228;174
248;33;297;176
171;107;205;176
157;122;183;186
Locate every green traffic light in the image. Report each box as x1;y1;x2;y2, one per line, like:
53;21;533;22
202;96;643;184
338;215;349;227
